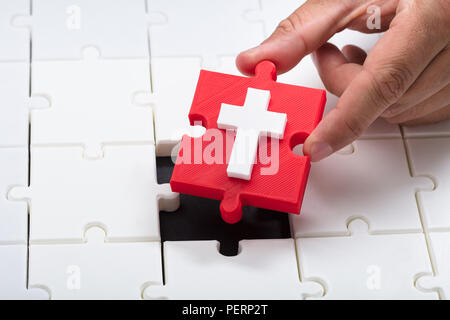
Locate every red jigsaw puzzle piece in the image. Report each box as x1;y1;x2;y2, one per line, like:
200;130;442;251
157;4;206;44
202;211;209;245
170;61;326;223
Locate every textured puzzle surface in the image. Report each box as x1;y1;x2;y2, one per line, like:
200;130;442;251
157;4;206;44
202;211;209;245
0;0;448;300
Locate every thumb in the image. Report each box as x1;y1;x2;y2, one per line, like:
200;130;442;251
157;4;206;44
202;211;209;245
236;0;364;75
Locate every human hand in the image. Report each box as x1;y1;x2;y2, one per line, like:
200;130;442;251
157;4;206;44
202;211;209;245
237;0;450;161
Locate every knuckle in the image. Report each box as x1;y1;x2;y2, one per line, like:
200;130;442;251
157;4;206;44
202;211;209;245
275;18;297;35
366;62;414;106
343;117;365;140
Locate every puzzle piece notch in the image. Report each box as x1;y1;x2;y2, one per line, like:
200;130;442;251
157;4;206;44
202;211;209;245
8;144;179;243
171;60;326;224
30;46;154;158
29;227;163;299
290;139;435;237
416;232;450;299
297;219;437;299
407;138;450;230
13;0;149;60
144;239;324;300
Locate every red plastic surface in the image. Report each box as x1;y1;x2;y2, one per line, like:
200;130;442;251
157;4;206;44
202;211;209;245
170;61;326;223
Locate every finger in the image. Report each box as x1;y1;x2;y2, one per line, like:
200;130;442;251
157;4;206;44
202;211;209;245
402;104;450;126
236;0;367;76
304;0;449;161
381;46;450;118
384;85;450;123
312;43;363;96
342;45;367;65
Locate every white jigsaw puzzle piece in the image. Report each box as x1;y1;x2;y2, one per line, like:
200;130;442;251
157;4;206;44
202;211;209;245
145;56;239;156
0;0;29;62
0;62;29;147
29;227;163;300
403;120;450;138
407;138;450;230
0;244;48;299
14;0;148;60
297;219;437;299
30;47;154;158
290;139;434;237
144;239;324;300
8;144;179;243
416;232;450;300
147;0;264;68
0;147;28;243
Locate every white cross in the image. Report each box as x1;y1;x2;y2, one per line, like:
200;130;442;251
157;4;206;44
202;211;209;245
217;87;287;180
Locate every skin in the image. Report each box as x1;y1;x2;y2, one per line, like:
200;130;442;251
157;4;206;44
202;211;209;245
237;0;450;161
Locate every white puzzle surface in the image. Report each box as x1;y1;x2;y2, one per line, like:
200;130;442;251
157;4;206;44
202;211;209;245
29;227;163;300
144;239;323;300
0;0;30;62
8;144;178;243
296;219;437;299
290;139;433;237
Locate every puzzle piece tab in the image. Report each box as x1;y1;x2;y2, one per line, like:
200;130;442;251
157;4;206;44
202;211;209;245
144;239;323;299
8;144;179;242
416;232;450;299
0;147;28;244
29;227;162;299
170;61;326;223
297;219;437;299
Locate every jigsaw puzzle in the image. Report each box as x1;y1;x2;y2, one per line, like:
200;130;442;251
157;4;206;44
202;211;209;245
0;0;448;301
144;239;323;299
29;227;163;299
170;60;326;223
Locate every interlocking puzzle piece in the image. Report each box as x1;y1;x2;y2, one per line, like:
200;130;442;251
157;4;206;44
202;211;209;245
144;239;323;299
8;144;179;243
0;0;29;62
0;244;48;299
407;138;450;230
170;61;326;223
29;227;162;299
297;219;437;299
416;232;450;300
13;0;148;60
290;139;433;237
0;148;28;243
30;47;154;159
143;57;240;156
0;62;29;147
403;120;450;138
147;0;264;68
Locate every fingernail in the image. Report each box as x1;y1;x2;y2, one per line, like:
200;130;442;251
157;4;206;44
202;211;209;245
310;141;333;162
